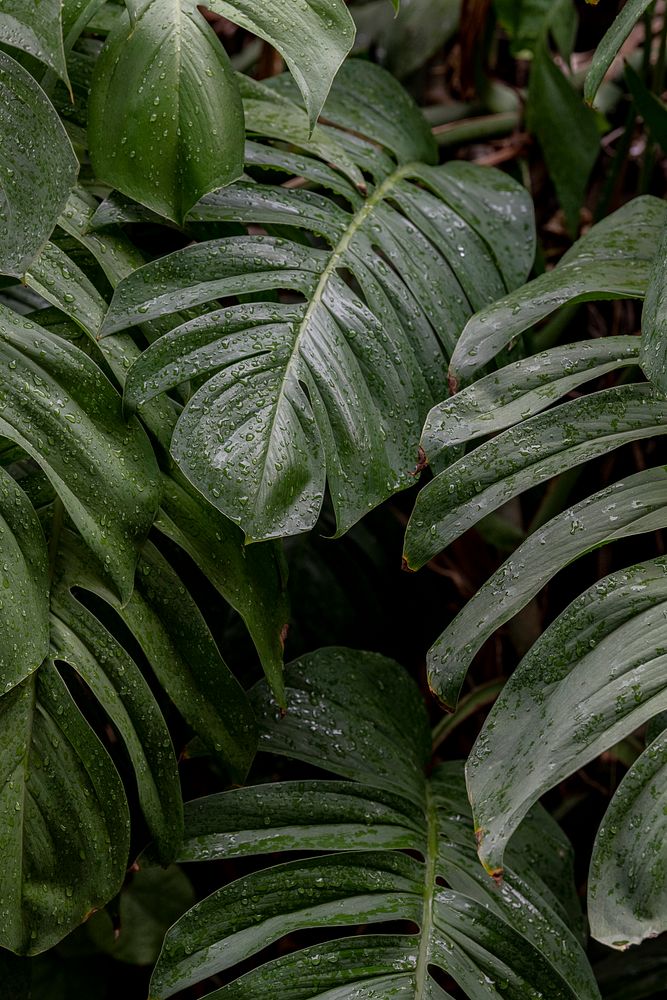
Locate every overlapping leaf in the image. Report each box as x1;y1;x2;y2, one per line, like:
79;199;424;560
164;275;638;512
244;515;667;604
150;649;598;1000
206;0;356;128
30;201;290;699
448;196;665;387
589;724;667;948
0;303;159;606
0;0;68;82
0;503;258;955
100;61;534;541
467;555;667;875
0;52;78;277
88;0;245;223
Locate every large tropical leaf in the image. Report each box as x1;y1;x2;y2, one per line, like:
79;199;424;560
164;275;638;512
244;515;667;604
448;196;665;388
0;51;78;277
0;495;257;954
88;0;245;223
100;61;534;541
0;302;159;607
51;190;291;699
149;648;599;1000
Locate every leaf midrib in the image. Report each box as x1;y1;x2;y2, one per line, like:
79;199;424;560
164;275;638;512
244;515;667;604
415;783;438;996
249;162;416;530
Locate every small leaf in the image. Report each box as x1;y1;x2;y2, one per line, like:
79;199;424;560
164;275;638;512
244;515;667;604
0;0;68;82
585;0;654;105
527;39;599;236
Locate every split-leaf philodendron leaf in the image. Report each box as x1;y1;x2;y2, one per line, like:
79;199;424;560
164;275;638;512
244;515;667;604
150;648;599;1000
101;61;534;541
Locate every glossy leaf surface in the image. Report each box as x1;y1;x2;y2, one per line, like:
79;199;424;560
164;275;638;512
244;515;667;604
103;63;533;540
88;1;244;223
589;725;667;947
641;219;667;394
151;649;598;1000
467;556;667;884
0;304;159;604
207;0;355;128
584;0;654;105
0;467;49;695
0;52;78;277
0;0;68;81
405;384;667;573
422;336;640;472
422;466;667;709
449;196;665;386
0;661;129;954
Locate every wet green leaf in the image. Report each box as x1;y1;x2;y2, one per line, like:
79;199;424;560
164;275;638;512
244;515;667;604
157;472;289;704
207;0;355;130
0;304;159;604
0;52;78;277
151;649;598;1000
0;468;49;696
589;725;667;947
449;196;665;386
0;0;68;82
102;63;532;541
88;1;244;223
423;465;667;709
422;336;640;472
0;662;129;955
641;220;667;394
467;555;667;884
585;0;654;106
405;384;667;573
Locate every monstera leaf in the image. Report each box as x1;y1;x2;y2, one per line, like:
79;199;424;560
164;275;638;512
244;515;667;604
149;648;600;1000
99;61;534;541
403;191;667;950
0;505;257;956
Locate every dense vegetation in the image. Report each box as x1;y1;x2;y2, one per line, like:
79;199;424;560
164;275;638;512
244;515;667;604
1;0;667;997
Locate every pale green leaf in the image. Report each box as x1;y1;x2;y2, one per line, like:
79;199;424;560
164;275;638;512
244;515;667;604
449;196;665;386
424;465;667;710
467;556;667;880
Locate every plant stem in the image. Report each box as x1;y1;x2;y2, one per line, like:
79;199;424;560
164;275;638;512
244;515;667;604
432;111;520;147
